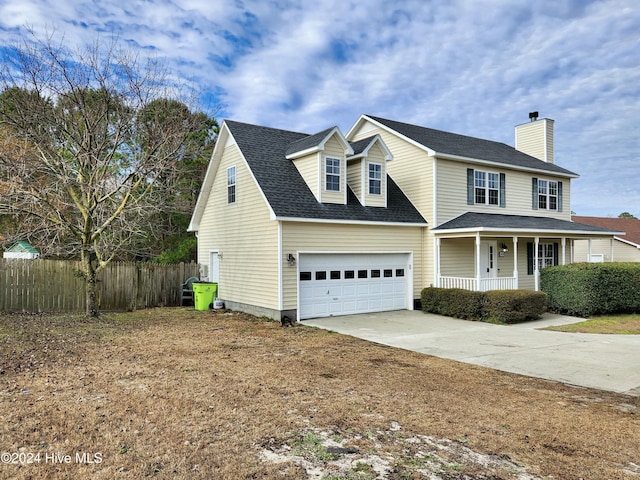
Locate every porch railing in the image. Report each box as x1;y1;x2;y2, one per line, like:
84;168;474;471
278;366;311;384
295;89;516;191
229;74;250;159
439;276;517;291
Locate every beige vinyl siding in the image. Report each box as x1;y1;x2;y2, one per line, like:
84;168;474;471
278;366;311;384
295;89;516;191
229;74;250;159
436;159;572;223
515;119;554;163
281;222;424;310
347;159;363;201
197;144;279;310
440;238;475;277
573;238;640;262
351;124;433;220
292;153;320;200
322;136;347;204
351;122;434;285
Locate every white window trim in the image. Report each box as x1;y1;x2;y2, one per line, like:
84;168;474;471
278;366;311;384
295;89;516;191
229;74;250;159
537;179;558;211
368;162;382;195
537;242;556;270
474;169;500;206
227;165;236;204
324;157;341;192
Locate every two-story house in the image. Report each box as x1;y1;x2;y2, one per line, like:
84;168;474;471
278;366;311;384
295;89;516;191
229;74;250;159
189;115;618;321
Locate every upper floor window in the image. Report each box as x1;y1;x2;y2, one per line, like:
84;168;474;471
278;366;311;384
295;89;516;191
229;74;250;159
532;177;562;211
468;168;505;207
325;157;341;191
227;166;236;204
368;163;382;195
537;179;557;210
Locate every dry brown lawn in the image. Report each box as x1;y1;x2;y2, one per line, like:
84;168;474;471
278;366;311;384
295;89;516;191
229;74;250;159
0;308;638;479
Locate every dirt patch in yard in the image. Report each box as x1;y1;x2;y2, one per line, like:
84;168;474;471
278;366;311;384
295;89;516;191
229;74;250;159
0;308;638;479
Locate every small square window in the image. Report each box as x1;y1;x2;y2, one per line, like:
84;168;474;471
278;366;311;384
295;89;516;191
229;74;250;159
358;270;368;279
384;269;393;277
371;269;381;278
330;271;341;280
344;270;355;279
395;269;405;277
315;271;327;280
300;272;312;281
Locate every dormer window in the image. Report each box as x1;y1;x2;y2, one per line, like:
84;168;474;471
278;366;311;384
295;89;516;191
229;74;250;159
368;163;382;195
325;157;341;191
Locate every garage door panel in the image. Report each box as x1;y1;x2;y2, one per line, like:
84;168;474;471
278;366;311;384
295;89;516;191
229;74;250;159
299;253;410;320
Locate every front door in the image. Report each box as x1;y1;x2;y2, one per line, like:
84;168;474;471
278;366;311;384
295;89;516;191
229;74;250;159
480;241;497;279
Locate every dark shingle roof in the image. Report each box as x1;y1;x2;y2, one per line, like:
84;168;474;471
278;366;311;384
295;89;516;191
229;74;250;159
225;120;426;225
349;136;377;156
284;126;337;157
366;115;577;177
433;212;621;234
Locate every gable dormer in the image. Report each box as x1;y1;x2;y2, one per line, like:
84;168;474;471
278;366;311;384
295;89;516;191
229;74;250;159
347;135;393;207
285;126;353;204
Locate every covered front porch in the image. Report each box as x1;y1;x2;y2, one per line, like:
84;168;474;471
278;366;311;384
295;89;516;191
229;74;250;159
432;213;623;292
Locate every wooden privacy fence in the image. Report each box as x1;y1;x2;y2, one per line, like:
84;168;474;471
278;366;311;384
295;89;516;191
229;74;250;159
0;259;201;313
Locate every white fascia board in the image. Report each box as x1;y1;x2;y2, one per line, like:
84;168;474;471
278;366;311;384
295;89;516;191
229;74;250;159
433;227;623;237
188;122;230;231
614;236;640;249
285;145;320;160
274;216;427;227
286;126;354;160
346;115;435;156
435;152;579;179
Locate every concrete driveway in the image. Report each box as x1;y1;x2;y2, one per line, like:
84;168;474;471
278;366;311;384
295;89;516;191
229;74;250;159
304;310;640;396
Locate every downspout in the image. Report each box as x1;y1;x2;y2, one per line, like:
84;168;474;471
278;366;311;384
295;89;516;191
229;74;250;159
432;156;438;287
278;221;283;313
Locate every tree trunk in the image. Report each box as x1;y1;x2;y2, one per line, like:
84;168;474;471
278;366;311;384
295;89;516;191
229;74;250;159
82;252;100;318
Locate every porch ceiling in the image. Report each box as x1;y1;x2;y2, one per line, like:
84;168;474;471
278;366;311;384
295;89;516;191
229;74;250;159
432;212;624;237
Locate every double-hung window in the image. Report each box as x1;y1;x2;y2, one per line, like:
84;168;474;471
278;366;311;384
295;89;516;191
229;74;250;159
325;157;341;191
474;170;500;205
227;166;236;204
527;242;558;274
537;179;558;210
368;163;382;195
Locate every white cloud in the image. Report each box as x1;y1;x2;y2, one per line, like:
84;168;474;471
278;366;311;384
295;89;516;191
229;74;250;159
0;0;638;215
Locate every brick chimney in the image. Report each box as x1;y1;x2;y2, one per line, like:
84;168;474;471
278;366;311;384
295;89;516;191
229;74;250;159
515;113;554;163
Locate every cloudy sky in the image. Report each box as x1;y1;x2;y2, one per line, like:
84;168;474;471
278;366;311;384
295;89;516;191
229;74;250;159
0;0;638;217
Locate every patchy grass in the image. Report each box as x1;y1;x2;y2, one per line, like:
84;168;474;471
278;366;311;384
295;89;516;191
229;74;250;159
0;308;638;479
544;313;640;334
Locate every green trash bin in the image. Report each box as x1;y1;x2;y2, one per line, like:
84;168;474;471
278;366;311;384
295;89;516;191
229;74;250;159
192;282;218;311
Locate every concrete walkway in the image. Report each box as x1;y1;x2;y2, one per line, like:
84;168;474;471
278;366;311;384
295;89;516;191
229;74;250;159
304;310;640;396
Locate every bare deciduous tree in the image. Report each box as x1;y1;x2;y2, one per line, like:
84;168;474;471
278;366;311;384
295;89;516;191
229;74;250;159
0;33;216;317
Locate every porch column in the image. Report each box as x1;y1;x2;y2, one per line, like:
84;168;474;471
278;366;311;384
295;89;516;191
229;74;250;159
588;239;592;262
434;237;441;287
571;239;574;263
561;238;566;265
534;236;540;291
512;236;518;289
475;233;481;290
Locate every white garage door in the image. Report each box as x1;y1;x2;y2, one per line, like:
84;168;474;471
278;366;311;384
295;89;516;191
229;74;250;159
298;253;411;320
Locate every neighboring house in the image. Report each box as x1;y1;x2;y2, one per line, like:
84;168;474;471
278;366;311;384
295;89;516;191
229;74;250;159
3;241;40;259
189;115;619;321
572;216;640;262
